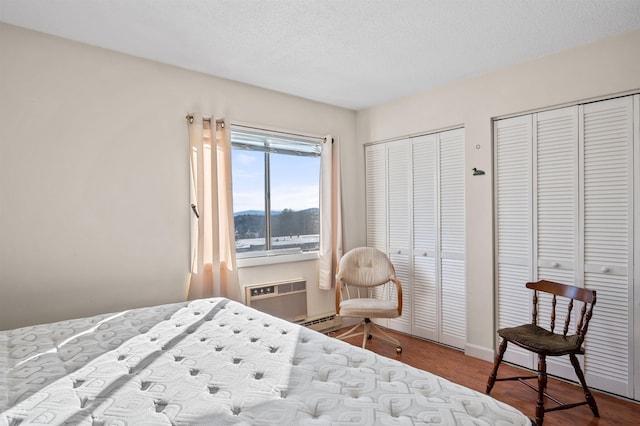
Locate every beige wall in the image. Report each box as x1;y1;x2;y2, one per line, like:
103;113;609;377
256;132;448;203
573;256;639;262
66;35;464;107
0;23;359;330
357;29;640;359
2;21;639;360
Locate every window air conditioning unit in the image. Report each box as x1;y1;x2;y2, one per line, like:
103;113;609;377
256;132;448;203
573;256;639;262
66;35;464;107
245;279;307;322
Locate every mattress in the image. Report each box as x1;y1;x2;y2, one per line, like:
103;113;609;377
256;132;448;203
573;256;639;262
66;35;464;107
1;298;531;425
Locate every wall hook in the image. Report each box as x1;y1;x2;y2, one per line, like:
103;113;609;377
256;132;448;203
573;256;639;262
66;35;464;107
472;168;485;176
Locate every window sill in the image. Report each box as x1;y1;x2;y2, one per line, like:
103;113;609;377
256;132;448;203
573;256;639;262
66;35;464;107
236;251;319;268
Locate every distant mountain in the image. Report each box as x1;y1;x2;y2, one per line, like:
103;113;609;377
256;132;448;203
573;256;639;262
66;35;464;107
234;210;265;217
234;208;318;217
234;208;319;240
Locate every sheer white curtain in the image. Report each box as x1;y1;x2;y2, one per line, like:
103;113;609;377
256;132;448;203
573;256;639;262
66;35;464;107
319;135;343;290
187;114;240;301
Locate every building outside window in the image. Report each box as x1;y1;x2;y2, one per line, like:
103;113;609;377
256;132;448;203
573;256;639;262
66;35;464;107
231;126;321;257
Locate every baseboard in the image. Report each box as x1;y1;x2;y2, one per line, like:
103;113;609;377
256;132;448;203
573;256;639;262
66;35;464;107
464;343;495;362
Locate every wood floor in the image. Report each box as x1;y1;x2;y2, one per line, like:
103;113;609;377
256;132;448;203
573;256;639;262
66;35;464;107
328;327;639;426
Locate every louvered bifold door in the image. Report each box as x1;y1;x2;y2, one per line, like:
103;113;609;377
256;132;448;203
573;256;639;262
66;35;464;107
534;106;579;378
387;139;412;334
365;143;389;325
412;134;439;341
366;144;388;252
439;128;466;349
581;96;634;398
495;115;534;368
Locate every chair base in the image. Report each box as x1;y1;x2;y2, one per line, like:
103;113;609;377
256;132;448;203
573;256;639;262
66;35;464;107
334;318;402;353
486;339;599;425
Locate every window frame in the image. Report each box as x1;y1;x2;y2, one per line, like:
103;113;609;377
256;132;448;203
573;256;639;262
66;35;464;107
230;124;323;265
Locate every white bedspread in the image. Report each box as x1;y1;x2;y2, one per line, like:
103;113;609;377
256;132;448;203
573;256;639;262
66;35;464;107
1;298;530;425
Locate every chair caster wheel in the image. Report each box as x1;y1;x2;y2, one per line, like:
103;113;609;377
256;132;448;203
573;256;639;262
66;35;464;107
396;346;402;354
367;334;373;340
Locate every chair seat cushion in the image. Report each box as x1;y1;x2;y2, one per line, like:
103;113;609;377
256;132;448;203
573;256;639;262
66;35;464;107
498;323;582;356
339;298;399;318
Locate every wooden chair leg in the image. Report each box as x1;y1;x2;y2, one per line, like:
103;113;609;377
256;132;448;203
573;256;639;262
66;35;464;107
536;354;548;426
569;354;599;418
486;338;508;394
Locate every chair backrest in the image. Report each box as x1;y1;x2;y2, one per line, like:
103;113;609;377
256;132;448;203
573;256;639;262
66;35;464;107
337;247;396;288
526;280;596;344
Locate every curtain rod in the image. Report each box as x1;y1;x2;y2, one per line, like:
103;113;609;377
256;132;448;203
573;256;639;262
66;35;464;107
185;114;225;126
185;115;327;143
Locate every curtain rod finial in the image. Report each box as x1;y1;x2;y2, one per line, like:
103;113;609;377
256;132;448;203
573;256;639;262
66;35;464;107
186;114;194;124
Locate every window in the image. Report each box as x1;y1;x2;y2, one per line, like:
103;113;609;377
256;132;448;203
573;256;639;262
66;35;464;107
231;125;321;258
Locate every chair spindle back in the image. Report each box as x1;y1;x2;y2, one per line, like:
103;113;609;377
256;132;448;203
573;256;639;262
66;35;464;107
526;280;596;343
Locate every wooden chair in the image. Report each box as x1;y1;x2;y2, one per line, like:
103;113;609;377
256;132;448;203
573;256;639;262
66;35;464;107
334;247;403;353
486;280;599;425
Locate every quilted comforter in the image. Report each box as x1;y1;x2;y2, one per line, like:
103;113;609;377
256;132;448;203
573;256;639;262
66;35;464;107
1;298;530;425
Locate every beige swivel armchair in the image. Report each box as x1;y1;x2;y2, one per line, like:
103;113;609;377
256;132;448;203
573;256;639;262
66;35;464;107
334;247;403;353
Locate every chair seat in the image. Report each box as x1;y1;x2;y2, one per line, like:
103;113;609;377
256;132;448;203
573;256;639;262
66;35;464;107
498;323;582;356
339;298;398;318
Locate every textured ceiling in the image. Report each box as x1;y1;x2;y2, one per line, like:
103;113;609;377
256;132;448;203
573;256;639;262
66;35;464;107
2;0;640;110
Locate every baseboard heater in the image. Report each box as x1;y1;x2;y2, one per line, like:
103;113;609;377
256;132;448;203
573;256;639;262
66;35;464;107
245;279;307;322
298;314;342;332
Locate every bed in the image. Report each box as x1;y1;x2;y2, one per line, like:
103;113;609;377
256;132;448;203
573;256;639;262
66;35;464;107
1;298;531;425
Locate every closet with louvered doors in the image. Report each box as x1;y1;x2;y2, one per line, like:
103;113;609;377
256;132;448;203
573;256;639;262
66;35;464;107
364;128;466;349
494;94;639;399
364;137;412;335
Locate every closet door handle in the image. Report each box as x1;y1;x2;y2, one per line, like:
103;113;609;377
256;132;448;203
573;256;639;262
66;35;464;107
600;266;610;273
551;262;559;268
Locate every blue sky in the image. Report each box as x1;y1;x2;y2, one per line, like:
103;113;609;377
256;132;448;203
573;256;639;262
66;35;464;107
231;151;320;213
